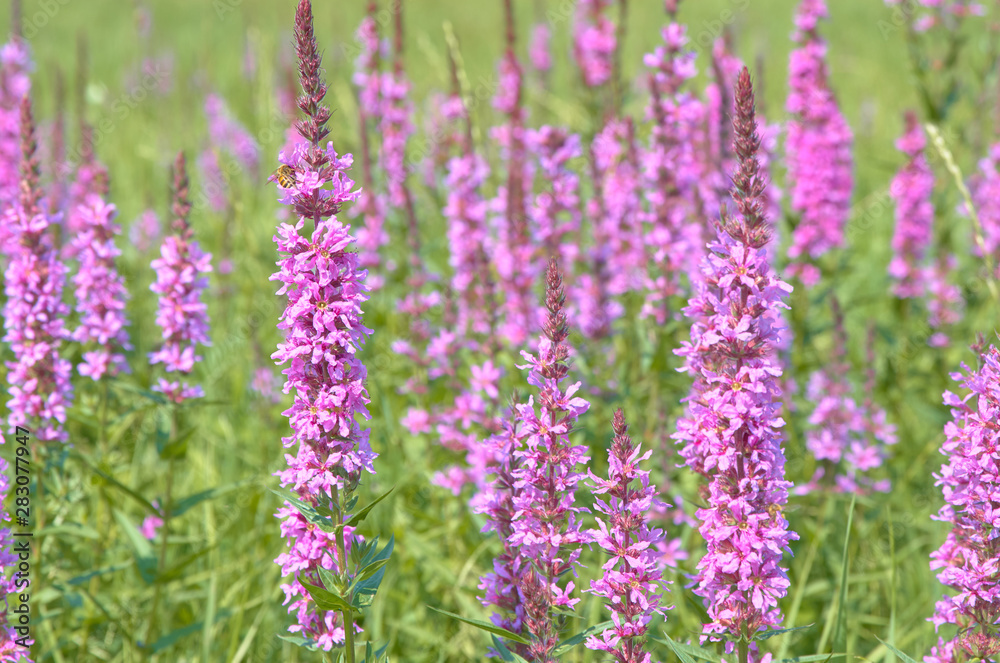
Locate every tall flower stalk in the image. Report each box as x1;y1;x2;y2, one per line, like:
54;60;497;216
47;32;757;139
926;344;1000;663
69;137;132;381
271;1;376;654
785;0;853;286
675;68;797;663
888;112;935;299
3;98;72;444
148;153;212;404
586;408;669;661
479;259;591;660
0;35;31;256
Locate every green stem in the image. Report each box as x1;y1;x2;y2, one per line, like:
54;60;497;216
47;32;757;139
738;637;749;663
145;412;178;647
333;487;355;663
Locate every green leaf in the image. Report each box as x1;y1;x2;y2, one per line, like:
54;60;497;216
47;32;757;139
755;624;816;642
276;633;320;650
833;496;856;663
350;536;393;608
317;566;343;594
71;450;157;513
650;632;718;663
346;486;396;528
875;638;921;663
156;544;217;584
426;606;530;646
491;634;530;662
37;522;100;539
171;479;256;518
156;421;196;460
552;620;614;655
67;562;132;586
269;488;336;533
112;510;158;586
301;581;353;613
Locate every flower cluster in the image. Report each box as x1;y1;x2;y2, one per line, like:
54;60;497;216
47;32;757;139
573;0;616;87
640;23;703;323
478;260;591;660
69;158;132;381
204;92;259;176
785;0;854;286
148;153;212;403
349;4;388;289
888;113;935;298
3;98;73;443
586;409;669;662
883;0;985;32
675;68;797;659
926;344;1000;663
0;37;30;207
796;300;897;495
970;142;1000;273
271;0;376;649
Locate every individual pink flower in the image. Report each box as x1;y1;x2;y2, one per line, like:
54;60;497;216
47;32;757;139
148;153;212;403
785;0;854;286
674;69;797;661
585;409;670;662
925;344;1000;663
271;1;376;649
3;98;73;443
140;502;164;541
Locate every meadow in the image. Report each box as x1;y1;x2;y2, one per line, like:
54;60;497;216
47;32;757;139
0;0;998;661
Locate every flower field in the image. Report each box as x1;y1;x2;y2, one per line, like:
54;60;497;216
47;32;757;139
1;0;999;661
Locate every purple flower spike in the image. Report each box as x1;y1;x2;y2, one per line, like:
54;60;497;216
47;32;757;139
3;97;73;443
271;0;376;650
477;259;591;660
785;0;853;286
586;409;670;662
888;112;935;299
148;153;212;403
925;344;1000;663
675;68;797;662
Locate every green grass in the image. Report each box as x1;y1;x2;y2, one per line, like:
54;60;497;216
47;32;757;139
1;0;997;661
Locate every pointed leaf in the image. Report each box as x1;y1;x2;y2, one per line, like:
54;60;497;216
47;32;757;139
552;620;614;655
301;581;353;613
276;633;319;650
491;634;530;662
875;638;920;663
426;606;530;645
651;632;718;663
346;486;396;528
171;479;256;518
755;624;816;642
269;488;337;533
112;510;158;585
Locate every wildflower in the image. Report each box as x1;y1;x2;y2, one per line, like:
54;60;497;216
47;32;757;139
271;0;376;649
888;112;935;298
675;68;797;661
477;259;591;660
148;153;212;402
586;409;669;662
785;0;853;286
926;344;1000;663
3;98;73;443
69;141;132;381
573;0;616;87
